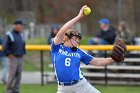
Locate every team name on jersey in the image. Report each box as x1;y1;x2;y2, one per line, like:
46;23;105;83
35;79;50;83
59;49;80;58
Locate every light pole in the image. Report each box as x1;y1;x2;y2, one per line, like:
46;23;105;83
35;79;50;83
118;0;122;22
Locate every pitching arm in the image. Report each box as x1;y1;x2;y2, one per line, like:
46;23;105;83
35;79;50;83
89;57;114;66
54;5;87;45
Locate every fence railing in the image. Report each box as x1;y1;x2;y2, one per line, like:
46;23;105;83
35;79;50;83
1;45;140;50
26;45;140;50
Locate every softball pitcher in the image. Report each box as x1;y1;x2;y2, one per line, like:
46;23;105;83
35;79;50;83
51;5;126;93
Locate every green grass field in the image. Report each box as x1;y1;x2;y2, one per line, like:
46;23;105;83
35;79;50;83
0;84;140;93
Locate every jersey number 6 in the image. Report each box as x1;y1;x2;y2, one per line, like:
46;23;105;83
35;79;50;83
65;58;71;67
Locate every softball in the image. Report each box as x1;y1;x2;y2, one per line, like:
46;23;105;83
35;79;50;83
83;7;91;16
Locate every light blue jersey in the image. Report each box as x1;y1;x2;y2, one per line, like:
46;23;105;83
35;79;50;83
51;41;93;82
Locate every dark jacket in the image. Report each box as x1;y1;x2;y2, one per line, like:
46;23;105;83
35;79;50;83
96;26;116;44
3;30;26;57
47;24;59;44
47;30;57;44
48;34;55;45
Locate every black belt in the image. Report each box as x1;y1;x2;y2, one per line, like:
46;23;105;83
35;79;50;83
15;55;23;57
58;78;83;86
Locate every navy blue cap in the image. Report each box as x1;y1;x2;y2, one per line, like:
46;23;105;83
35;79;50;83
52;24;59;29
14;20;24;25
99;18;110;24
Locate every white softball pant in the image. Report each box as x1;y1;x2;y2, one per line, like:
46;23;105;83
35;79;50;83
57;78;101;93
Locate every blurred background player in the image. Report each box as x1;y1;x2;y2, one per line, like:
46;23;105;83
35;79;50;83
51;5;125;93
116;21;135;45
87;18;116;57
47;24;59;45
0;34;8;84
3;20;26;93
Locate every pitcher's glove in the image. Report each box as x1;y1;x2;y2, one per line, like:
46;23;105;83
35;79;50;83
111;39;127;63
